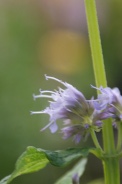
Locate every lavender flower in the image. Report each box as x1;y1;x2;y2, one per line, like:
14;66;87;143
94;86;122;121
31;75;110;143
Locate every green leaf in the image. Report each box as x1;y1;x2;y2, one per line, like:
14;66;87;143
0;146;95;184
42;147;90;167
12;146;49;176
54;158;87;184
0;146;49;184
0;175;12;184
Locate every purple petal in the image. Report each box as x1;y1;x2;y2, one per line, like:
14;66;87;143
49;122;58;133
73;134;82;144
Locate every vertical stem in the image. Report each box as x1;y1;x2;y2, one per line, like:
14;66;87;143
102;119;115;153
84;0;115;153
84;0;120;183
84;0;107;88
117;122;122;151
103;158;120;184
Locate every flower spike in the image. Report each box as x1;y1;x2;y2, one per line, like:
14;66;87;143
32;76;117;143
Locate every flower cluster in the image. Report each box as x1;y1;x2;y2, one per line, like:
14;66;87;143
95;86;122;123
31;75;122;143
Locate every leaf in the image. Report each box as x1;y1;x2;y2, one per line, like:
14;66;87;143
0;175;12;184
42;147;90;167
0;146;49;184
13;146;49;175
54;158;87;184
0;146;96;184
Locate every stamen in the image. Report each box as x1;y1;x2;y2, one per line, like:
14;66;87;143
33;94;53;99
40;90;56;95
58;87;64;92
91;85;99;90
44;74;65;85
33;94;36;101
33;94;44;100
41;121;54;131
30;110;46;115
110;104;120;112
86;99;99;102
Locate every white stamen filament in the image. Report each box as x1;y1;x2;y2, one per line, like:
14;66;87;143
41;121;54;131
40;90;56;95
91;85;105;93
86;99;99;102
58;87;64;92
33;94;53;99
30;110;46;115
45;74;65;86
110;104;120;113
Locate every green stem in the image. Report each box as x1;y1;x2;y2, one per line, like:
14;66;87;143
84;0;120;183
117;122;122;151
102;119;115;153
84;0;107;88
103;158;120;184
90;128;103;151
84;0;115;153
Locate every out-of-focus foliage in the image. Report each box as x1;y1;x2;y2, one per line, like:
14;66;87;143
54;158;87;184
87;178;104;184
0;0;122;183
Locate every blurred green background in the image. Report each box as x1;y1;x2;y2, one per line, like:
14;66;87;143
0;0;122;183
